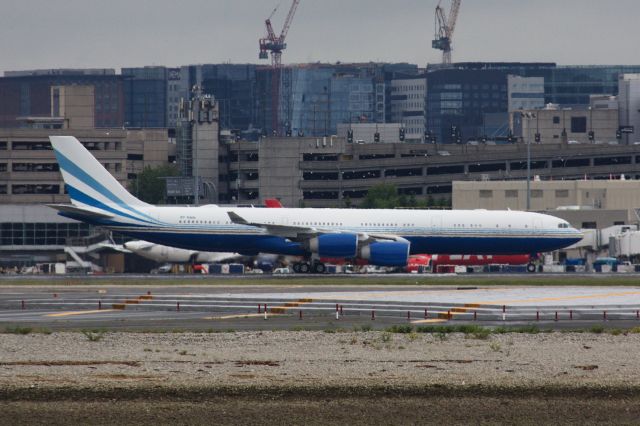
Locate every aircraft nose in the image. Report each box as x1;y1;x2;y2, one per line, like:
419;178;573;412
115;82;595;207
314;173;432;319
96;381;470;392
570;228;584;243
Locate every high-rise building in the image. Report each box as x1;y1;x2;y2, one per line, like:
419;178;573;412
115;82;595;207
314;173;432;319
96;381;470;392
543;66;640;106
618;73;640;145
389;76;427;142
122;66;168;128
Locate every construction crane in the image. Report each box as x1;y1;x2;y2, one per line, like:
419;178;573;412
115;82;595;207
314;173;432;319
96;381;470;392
259;0;301;67
258;0;301;136
432;0;461;64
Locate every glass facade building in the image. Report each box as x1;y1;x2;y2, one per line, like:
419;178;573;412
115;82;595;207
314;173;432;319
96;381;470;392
122;67;168;128
541;66;640;106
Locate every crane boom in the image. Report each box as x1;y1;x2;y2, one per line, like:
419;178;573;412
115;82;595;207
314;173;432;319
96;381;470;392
446;0;461;40
280;0;300;40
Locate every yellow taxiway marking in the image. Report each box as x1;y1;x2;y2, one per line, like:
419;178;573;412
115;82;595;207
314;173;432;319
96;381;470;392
46;310;116;317
411;318;448;324
202;313;285;320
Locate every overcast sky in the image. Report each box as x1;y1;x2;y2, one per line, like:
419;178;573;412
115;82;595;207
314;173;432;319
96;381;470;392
2;0;639;74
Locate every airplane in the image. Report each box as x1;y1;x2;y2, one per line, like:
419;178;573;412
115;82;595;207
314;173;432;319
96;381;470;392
123;240;240;264
47;136;583;274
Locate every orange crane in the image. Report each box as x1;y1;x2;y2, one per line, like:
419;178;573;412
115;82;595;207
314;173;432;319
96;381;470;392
432;0;461;64
258;0;301;135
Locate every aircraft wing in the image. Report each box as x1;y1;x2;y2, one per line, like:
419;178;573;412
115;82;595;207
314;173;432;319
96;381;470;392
228;211;317;238
227;211;407;243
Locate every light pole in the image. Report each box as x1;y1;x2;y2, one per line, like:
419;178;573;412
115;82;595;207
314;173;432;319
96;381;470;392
522;112;536;211
191;85;201;206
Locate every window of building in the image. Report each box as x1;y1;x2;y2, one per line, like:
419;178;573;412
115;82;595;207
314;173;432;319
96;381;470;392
505;190;518;198
570;116;587;133
12;163;59;172
531;190;543;198
555;189;569;198
479;190;493;198
12;141;52;151
553;116;560;124
11;184;60;195
582;221;597;229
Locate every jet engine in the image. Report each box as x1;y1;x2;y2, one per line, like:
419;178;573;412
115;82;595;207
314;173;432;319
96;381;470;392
308;234;358;258
360;241;410;266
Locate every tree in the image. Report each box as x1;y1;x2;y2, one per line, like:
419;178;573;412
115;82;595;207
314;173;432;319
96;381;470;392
361;183;401;209
130;164;179;204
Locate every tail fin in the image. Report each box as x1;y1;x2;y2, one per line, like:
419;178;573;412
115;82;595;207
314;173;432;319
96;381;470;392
264;198;283;208
49;136;150;211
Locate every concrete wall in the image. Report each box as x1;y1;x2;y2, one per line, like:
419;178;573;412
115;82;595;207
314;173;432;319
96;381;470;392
512;107;618;144
51;85;95;129
336;123;402;144
0;128;168;204
452;180;640;225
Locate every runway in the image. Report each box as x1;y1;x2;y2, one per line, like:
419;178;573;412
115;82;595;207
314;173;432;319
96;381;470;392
2;282;640;330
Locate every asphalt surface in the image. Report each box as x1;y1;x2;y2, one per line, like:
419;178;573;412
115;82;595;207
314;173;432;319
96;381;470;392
2;279;640;330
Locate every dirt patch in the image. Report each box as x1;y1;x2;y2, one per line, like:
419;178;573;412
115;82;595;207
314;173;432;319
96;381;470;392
234;360;280;367
91;374;159;381
0;361;140;367
574;365;599;371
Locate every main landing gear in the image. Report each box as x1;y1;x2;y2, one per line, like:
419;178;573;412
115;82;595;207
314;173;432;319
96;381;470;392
292;261;326;274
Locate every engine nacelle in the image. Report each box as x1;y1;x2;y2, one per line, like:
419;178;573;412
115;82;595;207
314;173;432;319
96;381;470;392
360;241;410;266
308;234;358;258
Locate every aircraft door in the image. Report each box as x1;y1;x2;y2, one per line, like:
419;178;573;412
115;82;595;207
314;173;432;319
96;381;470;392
430;215;442;234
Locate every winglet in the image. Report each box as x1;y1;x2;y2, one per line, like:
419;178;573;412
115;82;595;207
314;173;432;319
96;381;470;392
227;211;249;225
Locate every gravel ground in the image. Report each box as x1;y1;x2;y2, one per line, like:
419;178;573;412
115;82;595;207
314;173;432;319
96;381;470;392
1;331;640;391
2;331;640;424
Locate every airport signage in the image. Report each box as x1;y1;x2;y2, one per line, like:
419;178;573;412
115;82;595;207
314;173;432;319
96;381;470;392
620;126;635;134
165;177;198;197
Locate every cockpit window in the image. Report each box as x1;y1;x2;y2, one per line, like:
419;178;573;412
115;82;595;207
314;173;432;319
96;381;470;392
558;223;569;228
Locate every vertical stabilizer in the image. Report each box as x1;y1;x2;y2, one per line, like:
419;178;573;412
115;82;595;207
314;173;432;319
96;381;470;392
49;136;153;222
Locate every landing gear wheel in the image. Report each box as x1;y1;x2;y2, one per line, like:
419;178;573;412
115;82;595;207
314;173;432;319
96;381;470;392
526;263;536;273
312;262;326;274
292;263;301;273
298;262;311;274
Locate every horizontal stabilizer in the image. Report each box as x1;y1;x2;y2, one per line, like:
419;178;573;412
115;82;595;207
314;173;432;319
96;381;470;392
47;204;114;219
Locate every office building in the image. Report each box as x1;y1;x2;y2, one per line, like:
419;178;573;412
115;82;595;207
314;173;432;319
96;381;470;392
122;66;169;128
618;73;640;145
0;69;124;128
389;76;426;142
